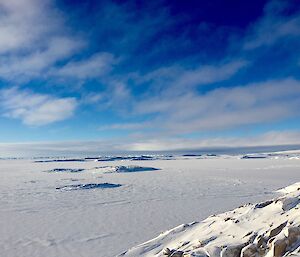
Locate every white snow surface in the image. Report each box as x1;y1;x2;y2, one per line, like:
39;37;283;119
121;183;300;257
1;154;300;257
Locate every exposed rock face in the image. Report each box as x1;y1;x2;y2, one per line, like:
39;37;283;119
273;238;288;257
162;248;184;257
271;226;300;257
269;222;288;238
241;244;258;257
221;244;246;257
287;227;300;245
119;182;300;257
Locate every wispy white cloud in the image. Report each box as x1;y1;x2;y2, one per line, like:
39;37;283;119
0;0;81;81
0;87;77;126
0;0;115;82
93;59;248;119
53;53;118;80
0;37;84;81
0;0;60;54
98;122;151;131
132;60;248;90
89;80;132;113
126;130;300;151
0;130;299;157
244;0;300;49
173;60;248;88
133;78;300;134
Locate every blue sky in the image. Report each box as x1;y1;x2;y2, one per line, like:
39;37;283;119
0;0;300;154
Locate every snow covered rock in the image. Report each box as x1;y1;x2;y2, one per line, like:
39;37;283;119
110;165;160;173
119;182;300;257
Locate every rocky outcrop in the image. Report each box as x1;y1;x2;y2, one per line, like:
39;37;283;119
119;182;300;257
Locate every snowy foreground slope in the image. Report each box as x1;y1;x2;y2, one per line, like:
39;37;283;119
1;153;300;257
120;182;300;257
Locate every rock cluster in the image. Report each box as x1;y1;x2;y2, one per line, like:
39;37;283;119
120;183;300;257
163;224;300;257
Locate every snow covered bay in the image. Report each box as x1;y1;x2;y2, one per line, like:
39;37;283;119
0;155;300;257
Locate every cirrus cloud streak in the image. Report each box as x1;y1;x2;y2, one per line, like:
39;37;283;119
0;87;77;126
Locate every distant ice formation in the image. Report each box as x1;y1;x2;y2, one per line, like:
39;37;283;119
56;183;122;191
108;165;160;173
44;168;85;173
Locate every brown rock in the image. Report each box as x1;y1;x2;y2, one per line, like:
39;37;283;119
171;251;184;257
273;238;288;257
221;244;245;257
241;244;258;257
287;227;300;245
257;235;267;247
162;248;184;257
269;221;288;238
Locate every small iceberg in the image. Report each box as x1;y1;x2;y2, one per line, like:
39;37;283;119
56;183;122;191
35;158;86;163
241;155;267;159
131;155;155;161
104;165;160;173
182;154;202;157
44;168;85;173
112;165;160;173
96;156;132;161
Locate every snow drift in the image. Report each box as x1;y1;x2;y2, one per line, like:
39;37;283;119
120;183;300;257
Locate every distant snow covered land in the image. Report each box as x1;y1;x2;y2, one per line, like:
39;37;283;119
1;152;300;257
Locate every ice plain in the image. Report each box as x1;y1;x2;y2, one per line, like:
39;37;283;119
0;153;300;257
